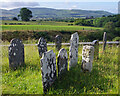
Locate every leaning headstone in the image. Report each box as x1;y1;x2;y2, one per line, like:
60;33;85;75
103;32;107;51
9;38;24;70
38;37;47;57
69;32;79;68
92;40;99;59
81;45;94;72
55;35;62;51
57;48;68;77
40;50;56;92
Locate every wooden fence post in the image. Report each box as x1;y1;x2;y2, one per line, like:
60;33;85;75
103;32;107;51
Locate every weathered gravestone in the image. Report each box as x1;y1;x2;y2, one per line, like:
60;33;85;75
9;38;24;70
40;50;56;92
69;32;79;68
57;48;68;76
55;35;62;51
38;37;47;57
92;40;99;59
103;32;107;51
81;45;94;72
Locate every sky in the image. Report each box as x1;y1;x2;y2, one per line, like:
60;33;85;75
0;0;119;2
0;0;120;14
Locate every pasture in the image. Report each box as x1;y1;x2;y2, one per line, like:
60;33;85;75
1;20;102;31
1;25;102;31
2;44;119;94
1;20;70;26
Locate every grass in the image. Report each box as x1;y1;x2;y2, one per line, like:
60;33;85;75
1;25;102;31
1;20;70;26
1;20;39;25
2;43;119;94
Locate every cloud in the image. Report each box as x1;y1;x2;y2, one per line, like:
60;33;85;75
0;2;39;9
72;5;77;8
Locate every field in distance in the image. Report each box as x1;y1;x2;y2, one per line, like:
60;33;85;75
1;20;70;26
2;25;102;31
1;20;102;31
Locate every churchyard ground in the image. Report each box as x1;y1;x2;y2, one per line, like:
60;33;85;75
2;44;119;94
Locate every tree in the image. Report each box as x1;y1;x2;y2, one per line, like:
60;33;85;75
17;14;20;20
12;17;18;21
19;8;32;21
104;22;115;31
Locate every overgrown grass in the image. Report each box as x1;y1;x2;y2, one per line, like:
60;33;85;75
1;25;102;31
2;44;119;94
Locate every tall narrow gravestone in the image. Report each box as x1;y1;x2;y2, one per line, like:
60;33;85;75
69;32;79;68
40;50;56;92
103;32;107;51
9;38;24;70
92;40;99;59
57;48;68;77
55;35;62;51
38;37;47;57
81;45;94;72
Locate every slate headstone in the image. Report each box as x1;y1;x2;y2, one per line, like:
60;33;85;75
38;37;47;57
40;50;56;92
81;45;94;72
57;48;68;76
9;38;24;70
55;35;62;51
69;32;79;68
92;40;99;59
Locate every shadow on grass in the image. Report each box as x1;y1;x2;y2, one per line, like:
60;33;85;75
48;64;109;94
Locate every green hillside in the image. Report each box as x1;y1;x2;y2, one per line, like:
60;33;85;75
1;7;113;19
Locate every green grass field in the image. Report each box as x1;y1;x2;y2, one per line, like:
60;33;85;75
1;20;70;26
1;25;102;31
2;44;119;94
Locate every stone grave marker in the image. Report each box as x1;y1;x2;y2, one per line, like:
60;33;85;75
69;32;79;68
55;35;62;51
9;38;24;70
92;40;99;59
81;45;94;72
57;48;68;76
103;32;107;51
38;37;47;57
40;50;56;92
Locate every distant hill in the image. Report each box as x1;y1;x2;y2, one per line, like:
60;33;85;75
0;7;113;20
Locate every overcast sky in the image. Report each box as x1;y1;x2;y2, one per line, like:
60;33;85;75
0;0;119;13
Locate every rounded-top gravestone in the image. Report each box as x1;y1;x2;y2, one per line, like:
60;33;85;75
92;40;99;59
38;37;47;57
9;38;24;70
55;35;62;51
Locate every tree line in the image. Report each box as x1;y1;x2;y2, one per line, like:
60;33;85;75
74;15;120;27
